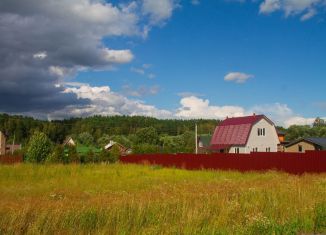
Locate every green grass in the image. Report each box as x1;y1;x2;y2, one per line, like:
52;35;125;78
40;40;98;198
0;164;325;234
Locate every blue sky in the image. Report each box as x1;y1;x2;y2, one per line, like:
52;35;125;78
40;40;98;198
0;0;325;126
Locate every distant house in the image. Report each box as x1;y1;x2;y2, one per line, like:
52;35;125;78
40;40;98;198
197;135;212;153
63;137;76;147
285;137;326;153
276;129;289;152
210;114;280;154
105;140;130;156
6;144;22;154
0;131;6;155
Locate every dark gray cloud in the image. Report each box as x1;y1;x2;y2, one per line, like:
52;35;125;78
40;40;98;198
0;0;139;116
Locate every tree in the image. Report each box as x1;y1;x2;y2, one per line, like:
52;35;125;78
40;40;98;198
26;132;53;163
97;134;110;148
313;117;325;127
135;127;159;145
78;132;94;146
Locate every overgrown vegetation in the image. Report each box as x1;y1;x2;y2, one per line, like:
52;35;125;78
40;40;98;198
0;164;325;234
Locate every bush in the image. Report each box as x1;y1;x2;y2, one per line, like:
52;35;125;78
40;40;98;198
67;146;80;163
26;132;53;163
132;144;160;154
47;145;65;163
108;145;120;163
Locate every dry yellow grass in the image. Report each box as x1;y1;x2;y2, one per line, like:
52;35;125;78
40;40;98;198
0;163;325;234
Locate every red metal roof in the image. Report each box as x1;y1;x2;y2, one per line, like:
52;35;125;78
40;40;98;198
210;115;272;148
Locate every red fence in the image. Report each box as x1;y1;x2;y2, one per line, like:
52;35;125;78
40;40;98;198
120;151;326;174
0;155;23;164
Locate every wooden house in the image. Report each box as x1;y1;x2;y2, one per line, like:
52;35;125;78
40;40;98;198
285;137;326;153
210;114;280;154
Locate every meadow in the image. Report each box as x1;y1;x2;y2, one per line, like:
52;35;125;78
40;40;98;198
0;164;325;235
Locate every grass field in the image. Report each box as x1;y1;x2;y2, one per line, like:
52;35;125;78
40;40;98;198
0;164;325;234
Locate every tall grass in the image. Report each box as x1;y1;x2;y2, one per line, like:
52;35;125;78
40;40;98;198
0;164;325;234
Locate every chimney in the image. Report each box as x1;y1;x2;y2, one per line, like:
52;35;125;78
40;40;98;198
253;113;256;116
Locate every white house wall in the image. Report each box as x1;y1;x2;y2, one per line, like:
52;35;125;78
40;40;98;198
229;146;247;154
245;119;280;153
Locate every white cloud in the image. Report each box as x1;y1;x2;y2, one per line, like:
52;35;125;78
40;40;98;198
301;8;317;20
33;51;47;60
47;84;319;128
103;49;134;64
176;97;319;127
49;84;172;120
260;0;281;13
175;96;245;119
142;0;178;25
284;116;316;127
224;72;253;83
259;0;324;20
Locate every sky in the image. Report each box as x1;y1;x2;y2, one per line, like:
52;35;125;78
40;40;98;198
0;0;325;127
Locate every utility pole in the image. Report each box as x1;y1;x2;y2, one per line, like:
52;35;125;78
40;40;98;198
195;123;198;154
11;132;15;155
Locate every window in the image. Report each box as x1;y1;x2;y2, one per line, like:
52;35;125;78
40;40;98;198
235;147;240;154
266;147;270;152
298;145;303;152
258;128;265;136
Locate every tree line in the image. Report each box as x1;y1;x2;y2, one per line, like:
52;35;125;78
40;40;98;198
1;113;325;152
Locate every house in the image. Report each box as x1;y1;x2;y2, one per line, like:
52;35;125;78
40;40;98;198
210;114;280;154
0;131;6;155
285;137;326;153
276;129;289;152
6;144;22;154
105;140;131;156
197;135;212;153
63;137;76;147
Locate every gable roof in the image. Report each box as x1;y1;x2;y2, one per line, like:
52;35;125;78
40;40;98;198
286;137;326;150
63;136;76;146
210;115;274;149
198;135;212;147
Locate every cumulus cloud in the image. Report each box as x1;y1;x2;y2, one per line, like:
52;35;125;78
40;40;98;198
175;96;245;119
175;97;318;127
142;0;178;25
284;116;316;127
0;0;178;116
259;0;325;20
224;72;253;83
47;84;172;120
